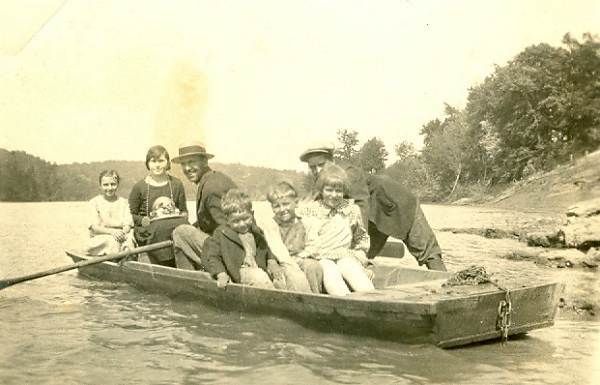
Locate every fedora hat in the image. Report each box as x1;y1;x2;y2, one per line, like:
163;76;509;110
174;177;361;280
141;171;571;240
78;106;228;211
172;141;214;163
299;140;335;162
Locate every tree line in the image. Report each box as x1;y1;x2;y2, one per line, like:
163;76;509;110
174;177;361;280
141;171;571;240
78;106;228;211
0;148;305;202
336;33;600;201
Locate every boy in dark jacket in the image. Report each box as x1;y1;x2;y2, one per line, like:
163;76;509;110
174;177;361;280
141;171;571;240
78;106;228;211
204;189;281;289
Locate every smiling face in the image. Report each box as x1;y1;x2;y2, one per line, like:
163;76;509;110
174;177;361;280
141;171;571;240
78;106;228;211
180;156;209;183
99;176;119;199
321;183;344;209
148;153;169;177
227;210;254;234
271;196;298;224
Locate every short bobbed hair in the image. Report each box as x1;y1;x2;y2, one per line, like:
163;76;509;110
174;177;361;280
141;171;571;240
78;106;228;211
315;163;348;195
98;169;120;185
267;181;298;203
221;189;253;216
145;145;171;171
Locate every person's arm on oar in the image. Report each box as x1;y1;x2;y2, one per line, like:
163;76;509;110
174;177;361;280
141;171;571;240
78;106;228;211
0;241;173;290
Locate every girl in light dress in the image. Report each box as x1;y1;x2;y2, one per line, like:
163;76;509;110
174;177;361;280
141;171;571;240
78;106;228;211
86;170;135;255
296;163;375;296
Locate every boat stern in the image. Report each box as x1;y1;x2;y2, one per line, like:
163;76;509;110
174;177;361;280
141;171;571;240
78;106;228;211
433;281;565;348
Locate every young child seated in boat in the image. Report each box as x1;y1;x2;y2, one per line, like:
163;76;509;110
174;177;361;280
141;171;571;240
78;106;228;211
133;196;191;266
267;181;324;293
86;170;135;256
204;189;286;289
295;163;374;296
149;196;185;220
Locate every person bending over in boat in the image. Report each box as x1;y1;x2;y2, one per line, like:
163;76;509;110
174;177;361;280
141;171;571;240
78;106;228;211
129;145;188;267
300;141;447;271
296;163;375;296
170;142;237;270
86;170;135;255
204;189;290;289
267;181;324;293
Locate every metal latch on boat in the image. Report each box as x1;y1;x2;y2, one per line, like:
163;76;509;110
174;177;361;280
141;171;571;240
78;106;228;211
496;290;512;342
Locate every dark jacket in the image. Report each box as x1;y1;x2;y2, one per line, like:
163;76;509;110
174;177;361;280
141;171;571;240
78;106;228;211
342;163;371;228
366;174;417;241
204;223;276;283
195;169;237;235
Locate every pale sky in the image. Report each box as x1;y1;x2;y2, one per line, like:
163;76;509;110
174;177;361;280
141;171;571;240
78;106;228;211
1;0;598;171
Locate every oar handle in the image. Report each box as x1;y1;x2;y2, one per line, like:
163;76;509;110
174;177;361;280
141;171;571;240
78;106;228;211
0;240;173;290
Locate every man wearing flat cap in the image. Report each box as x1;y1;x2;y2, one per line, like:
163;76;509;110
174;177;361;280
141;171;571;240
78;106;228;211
171;142;237;270
300;141;447;271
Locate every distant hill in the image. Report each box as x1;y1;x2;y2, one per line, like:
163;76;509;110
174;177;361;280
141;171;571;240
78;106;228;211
0;148;307;202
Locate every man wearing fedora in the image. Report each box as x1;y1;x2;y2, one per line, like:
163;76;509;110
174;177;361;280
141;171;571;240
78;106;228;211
171;142;237;270
300;141;447;271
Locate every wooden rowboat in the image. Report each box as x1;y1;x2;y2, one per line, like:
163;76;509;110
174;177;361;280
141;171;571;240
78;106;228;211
65;243;563;348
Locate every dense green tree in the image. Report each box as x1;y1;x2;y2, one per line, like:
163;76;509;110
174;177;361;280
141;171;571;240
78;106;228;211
394;141;417;161
385;32;600;200
420;105;470;197
386;142;434;200
560;33;600;152
464;33;600;182
359;137;388;173
334;129;360;165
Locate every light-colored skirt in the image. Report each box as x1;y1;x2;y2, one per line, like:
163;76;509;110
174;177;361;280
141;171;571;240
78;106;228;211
86;232;134;256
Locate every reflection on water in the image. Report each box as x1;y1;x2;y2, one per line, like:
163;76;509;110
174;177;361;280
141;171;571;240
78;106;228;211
1;202;599;384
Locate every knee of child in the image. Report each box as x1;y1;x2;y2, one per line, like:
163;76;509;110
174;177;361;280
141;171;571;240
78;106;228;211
304;260;324;278
337;256;362;271
318;259;337;270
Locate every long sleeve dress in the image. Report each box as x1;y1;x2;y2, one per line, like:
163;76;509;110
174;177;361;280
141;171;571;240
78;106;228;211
128;175;188;262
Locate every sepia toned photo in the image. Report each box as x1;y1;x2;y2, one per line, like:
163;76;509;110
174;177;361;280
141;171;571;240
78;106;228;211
1;1;599;384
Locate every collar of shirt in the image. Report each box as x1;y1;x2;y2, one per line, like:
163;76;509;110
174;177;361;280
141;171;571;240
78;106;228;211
318;199;353;217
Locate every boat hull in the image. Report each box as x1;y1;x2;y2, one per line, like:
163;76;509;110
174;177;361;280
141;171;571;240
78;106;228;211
65;250;563;348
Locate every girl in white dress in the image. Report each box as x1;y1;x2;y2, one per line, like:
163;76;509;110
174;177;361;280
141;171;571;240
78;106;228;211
86;170;135;255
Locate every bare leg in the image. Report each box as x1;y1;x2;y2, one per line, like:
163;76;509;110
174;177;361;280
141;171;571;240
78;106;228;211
319;259;350;296
337;256;374;292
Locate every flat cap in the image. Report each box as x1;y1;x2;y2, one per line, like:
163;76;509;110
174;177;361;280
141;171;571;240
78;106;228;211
299;140;335;162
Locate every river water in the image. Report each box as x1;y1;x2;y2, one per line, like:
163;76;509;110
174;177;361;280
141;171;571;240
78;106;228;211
0;202;598;384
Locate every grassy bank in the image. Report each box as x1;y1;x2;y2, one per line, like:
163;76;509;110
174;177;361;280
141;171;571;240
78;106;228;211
449;149;600;214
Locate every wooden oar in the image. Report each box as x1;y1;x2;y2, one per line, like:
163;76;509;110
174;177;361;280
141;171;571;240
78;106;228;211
0;240;173;290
